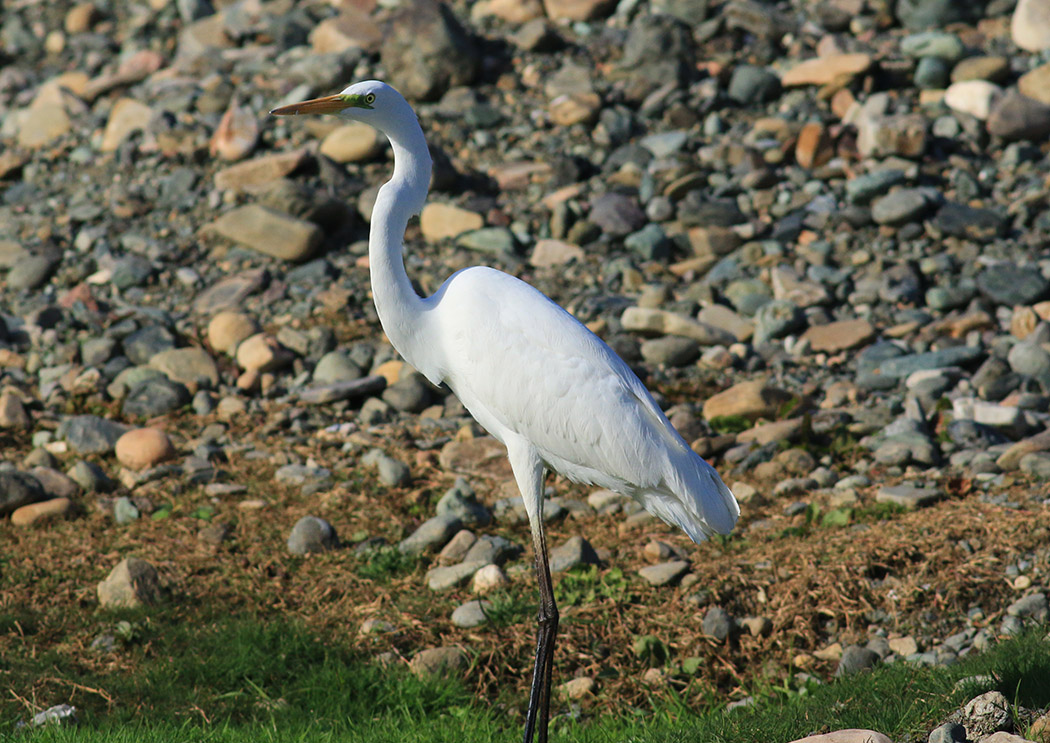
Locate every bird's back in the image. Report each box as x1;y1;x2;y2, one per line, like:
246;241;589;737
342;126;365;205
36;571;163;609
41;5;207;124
414;266;739;542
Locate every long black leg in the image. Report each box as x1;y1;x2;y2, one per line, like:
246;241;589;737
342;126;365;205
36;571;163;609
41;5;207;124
523;515;559;743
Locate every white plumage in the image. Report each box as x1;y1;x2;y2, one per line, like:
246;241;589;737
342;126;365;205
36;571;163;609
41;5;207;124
272;80;739;743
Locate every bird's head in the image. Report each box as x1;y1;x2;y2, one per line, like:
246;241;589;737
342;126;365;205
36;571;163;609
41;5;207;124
270;80;409;129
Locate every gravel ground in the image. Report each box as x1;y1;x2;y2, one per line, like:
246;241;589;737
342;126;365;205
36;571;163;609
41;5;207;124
3;0;1050;739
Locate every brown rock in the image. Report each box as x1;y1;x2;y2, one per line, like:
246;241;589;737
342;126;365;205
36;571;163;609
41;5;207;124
557;677;597;699
97;557;162;609
542;0;615;21
621;307;736;345
997;429;1050;470
373;359;406;385
549;93;601;126
857;113;927;158
11;497;72;526
736;418;805;445
1012;306;1039;339
101;98;153;153
703;380;791;421
309;8;382;54
781;54;871;87
438;437;512;479
696;305;753;342
64;2;98;33
409;646;468;678
206;204;322;261
209;99;259;161
795;122;833;169
951;56;1010;83
473;0;545;23
0;389;31;429
115;428;176;471
149;347;220;389
320;123;384;163
787;731;891;743
987;88;1050;141
236;333;293;372
214;150;310;192
801;319;875;352
16;103;72;149
530;239;584;267
1018;63;1050;106
207;311;259;354
420;203;483;242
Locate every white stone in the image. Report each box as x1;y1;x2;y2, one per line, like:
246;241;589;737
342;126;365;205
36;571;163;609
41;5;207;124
945;80;1004;121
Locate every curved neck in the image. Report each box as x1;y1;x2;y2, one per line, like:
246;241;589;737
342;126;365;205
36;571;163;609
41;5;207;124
369;115;432;366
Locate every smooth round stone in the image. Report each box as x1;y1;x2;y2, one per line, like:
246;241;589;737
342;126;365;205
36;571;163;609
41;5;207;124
123;325;176;365
312;351;363;384
114;428;176;471
945;80;1003;121
951;56;1009;83
640;336;700;367
727;65;779;105
287;516;338;555
451;599;492;628
977;263;1049;306
11;497;72;526
836;645;880;676
207;311;259;355
702;606;734;641
900;31;964;62
6;253;57;290
914;56;950;89
871;188;931;225
110;255;153;289
122;378;191;417
472;563;508;593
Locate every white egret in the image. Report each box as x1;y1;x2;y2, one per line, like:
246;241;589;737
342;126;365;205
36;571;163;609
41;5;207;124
271;81;739;743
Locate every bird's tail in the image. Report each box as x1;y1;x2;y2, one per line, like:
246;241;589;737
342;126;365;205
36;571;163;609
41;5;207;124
641;450;740;544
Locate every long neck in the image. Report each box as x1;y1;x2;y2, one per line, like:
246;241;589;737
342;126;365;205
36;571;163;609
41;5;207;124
369;115;432;365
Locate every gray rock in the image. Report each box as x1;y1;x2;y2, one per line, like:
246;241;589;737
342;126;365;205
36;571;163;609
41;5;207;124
640;336;700;367
382;374;431;413
122;378;191;418
728;65;780;105
287;516;338;555
961;690;1012;739
436;479;491;527
871;188;932;225
97;557;162;608
60;415;131;455
895;0;986;30
123;325;176;365
29;703;78;728
638;560;690;587
457;227;516;255
846;170;907;205
312;351;362;385
6;252;57;290
624;224;671;261
753;299;804;344
928;722;966;743
549;535;600;572
463;534;521;566
914;57;950;89
426;561;487;590
114;496;140;524
987;89;1050;141
275;464;332;488
835;645;880;676
377;455;411;487
68;460;114;492
589;193;646;236
876;484;941;509
875;346;984;380
1006;592;1048;620
409;646;468;678
451;599;492;628
619;13;694;96
977;263;1049;306
380;0;479;101
299;375;386;405
399;513;462;555
702;606;734;641
0;470;45;515
901;31;965;61
111;255;154;289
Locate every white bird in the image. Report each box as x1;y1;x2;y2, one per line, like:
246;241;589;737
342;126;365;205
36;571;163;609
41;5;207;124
271;81;739;743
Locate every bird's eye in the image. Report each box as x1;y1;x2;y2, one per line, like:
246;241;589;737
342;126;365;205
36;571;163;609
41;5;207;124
365;93;376;104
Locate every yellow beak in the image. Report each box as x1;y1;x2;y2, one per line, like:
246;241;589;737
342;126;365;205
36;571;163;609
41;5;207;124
270;94;351;116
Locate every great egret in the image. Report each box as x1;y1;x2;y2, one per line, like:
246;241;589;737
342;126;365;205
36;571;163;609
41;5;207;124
271;81;739;743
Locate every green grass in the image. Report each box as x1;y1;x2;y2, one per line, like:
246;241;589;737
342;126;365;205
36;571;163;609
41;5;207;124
6;610;1050;742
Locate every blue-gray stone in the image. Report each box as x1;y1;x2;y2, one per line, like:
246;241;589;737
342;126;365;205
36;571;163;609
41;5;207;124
846;170;907;205
836;645;880;676
312;351;362;385
463;534;522;565
875;346;984;379
549;535;600;572
895;0;986;31
436;478;491;527
399;514;462;555
287;516;338;555
901;32;965;61
727;65;779;105
122;325;176;365
456;227;516;255
914;56;950;89
871;188;932;226
624;223;671;260
111;255;154;289
753;299;804;344
926;284;976;311
122;378;190;418
977;263;1050;306
114;496;140;524
639;130;687;158
0;471;45;515
59;415;131;455
702;606;734;641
